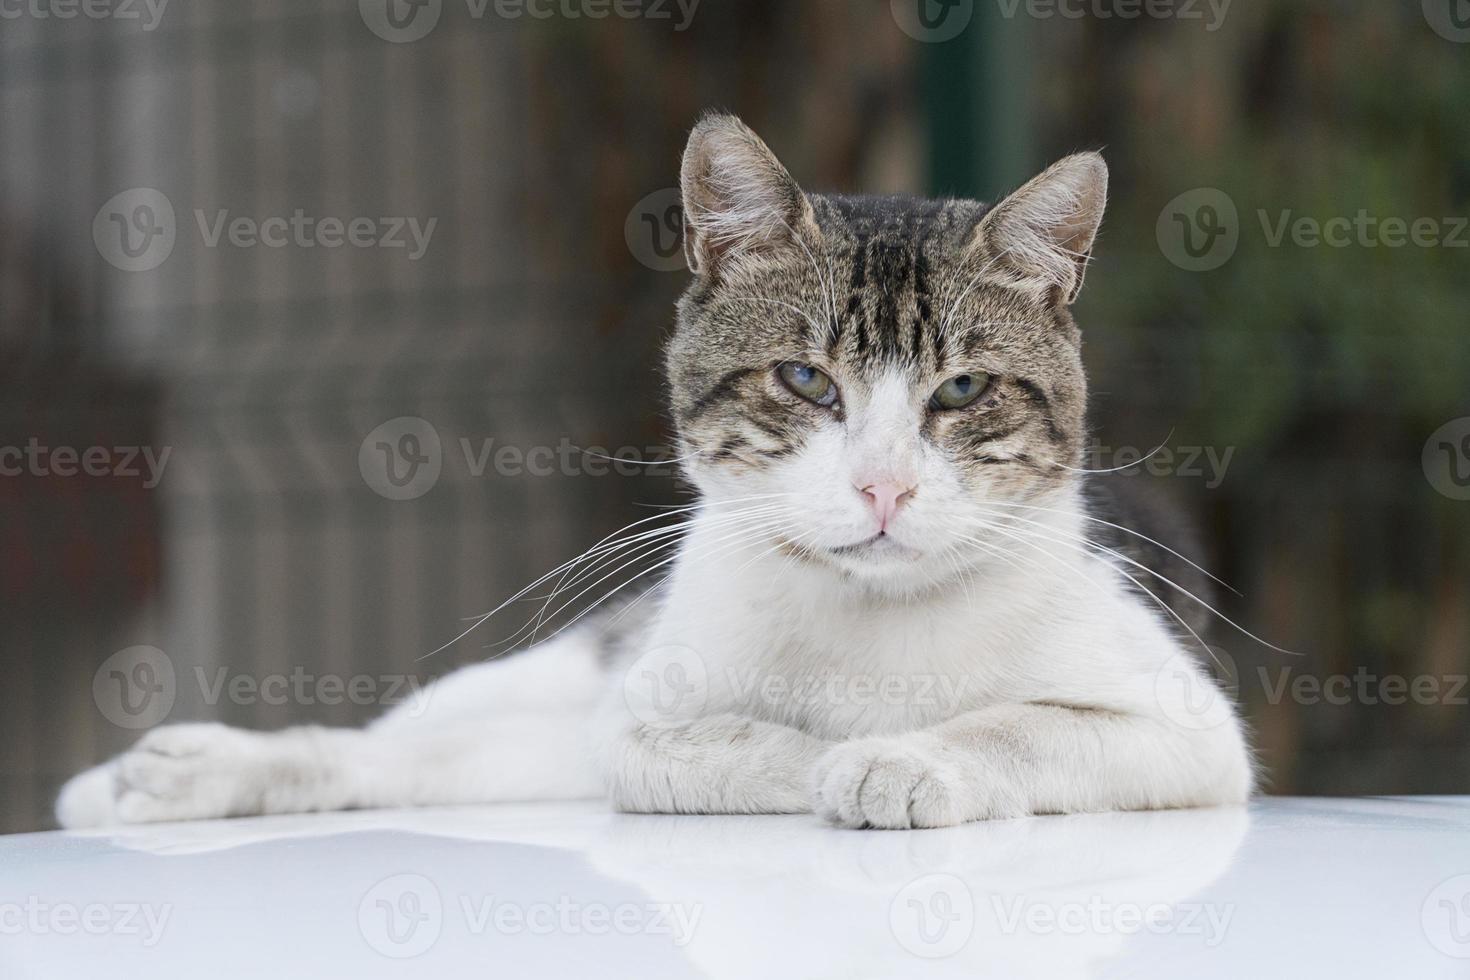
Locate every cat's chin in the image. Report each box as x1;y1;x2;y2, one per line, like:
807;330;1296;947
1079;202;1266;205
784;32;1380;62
779;533;964;597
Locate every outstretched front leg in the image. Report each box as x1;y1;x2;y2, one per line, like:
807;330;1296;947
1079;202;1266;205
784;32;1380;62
604;713;830;815
811;701;1252;829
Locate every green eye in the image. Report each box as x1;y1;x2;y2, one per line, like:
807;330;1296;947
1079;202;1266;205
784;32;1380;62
930;372;991;410
777;362;839;407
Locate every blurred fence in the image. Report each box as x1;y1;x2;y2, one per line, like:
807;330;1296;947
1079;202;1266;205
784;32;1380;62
0;0;920;831
0;0;1467;833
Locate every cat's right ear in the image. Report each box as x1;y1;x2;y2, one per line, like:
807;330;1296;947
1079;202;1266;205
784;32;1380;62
680;113;818;280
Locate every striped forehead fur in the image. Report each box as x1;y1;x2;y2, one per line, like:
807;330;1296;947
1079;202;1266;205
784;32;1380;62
668;114;1103;486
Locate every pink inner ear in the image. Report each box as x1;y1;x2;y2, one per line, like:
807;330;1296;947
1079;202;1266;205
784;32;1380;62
680;116;811;276
977;154;1108;301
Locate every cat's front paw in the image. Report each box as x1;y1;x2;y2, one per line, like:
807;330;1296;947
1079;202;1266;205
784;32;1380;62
112;723;273;824
812;735;973;830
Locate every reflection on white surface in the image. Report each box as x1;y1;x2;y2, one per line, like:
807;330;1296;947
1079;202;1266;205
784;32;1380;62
3;798;1469;979
586;804;1248;979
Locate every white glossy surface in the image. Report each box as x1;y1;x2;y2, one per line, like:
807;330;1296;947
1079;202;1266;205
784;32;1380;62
3;797;1469;978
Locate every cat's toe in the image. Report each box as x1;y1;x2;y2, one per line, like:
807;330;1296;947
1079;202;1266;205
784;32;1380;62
55;762;120;829
812;742;876;827
113;724;266;823
813;738;967;830
133;721;239;758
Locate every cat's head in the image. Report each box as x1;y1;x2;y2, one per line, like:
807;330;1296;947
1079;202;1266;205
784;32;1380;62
667;113;1106;595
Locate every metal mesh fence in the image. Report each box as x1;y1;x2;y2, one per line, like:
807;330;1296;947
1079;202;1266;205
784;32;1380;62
1;0;1466;833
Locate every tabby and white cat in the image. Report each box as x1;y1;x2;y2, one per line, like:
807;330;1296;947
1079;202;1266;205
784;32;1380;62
58;114;1251;831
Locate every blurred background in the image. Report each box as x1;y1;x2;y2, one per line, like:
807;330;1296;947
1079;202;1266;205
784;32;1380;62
1;0;1467;833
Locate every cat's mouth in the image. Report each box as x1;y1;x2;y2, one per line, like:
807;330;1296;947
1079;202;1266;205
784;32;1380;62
827;532;920;559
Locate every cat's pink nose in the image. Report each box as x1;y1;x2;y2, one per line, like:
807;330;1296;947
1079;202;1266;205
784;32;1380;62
856;481;916;531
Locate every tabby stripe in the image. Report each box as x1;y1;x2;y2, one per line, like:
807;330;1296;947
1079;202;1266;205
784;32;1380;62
872;243;909;360
847;244;868;357
687;367;759;421
1014;377;1052;414
963;419;1028;447
747;415;791;442
1013;378;1066;444
915;245;942;367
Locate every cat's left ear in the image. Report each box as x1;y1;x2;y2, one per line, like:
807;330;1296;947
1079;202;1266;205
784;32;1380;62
971;152;1108;304
679;113;820;281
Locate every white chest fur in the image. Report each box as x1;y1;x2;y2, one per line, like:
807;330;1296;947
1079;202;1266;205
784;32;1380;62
645;510;1174;740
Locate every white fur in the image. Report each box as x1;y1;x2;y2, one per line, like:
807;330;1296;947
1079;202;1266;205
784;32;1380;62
596;483;1251;827
57;371;1250;831
58;634;605;826
56;153;1250;832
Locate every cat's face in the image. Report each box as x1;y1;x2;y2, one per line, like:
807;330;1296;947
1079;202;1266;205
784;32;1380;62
667;115;1107;595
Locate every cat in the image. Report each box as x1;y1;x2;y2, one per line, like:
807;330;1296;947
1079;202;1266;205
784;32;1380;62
57;112;1252;831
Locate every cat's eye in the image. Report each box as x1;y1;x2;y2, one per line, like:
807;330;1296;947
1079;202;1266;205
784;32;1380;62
777;362;839;407
929;372;991;410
